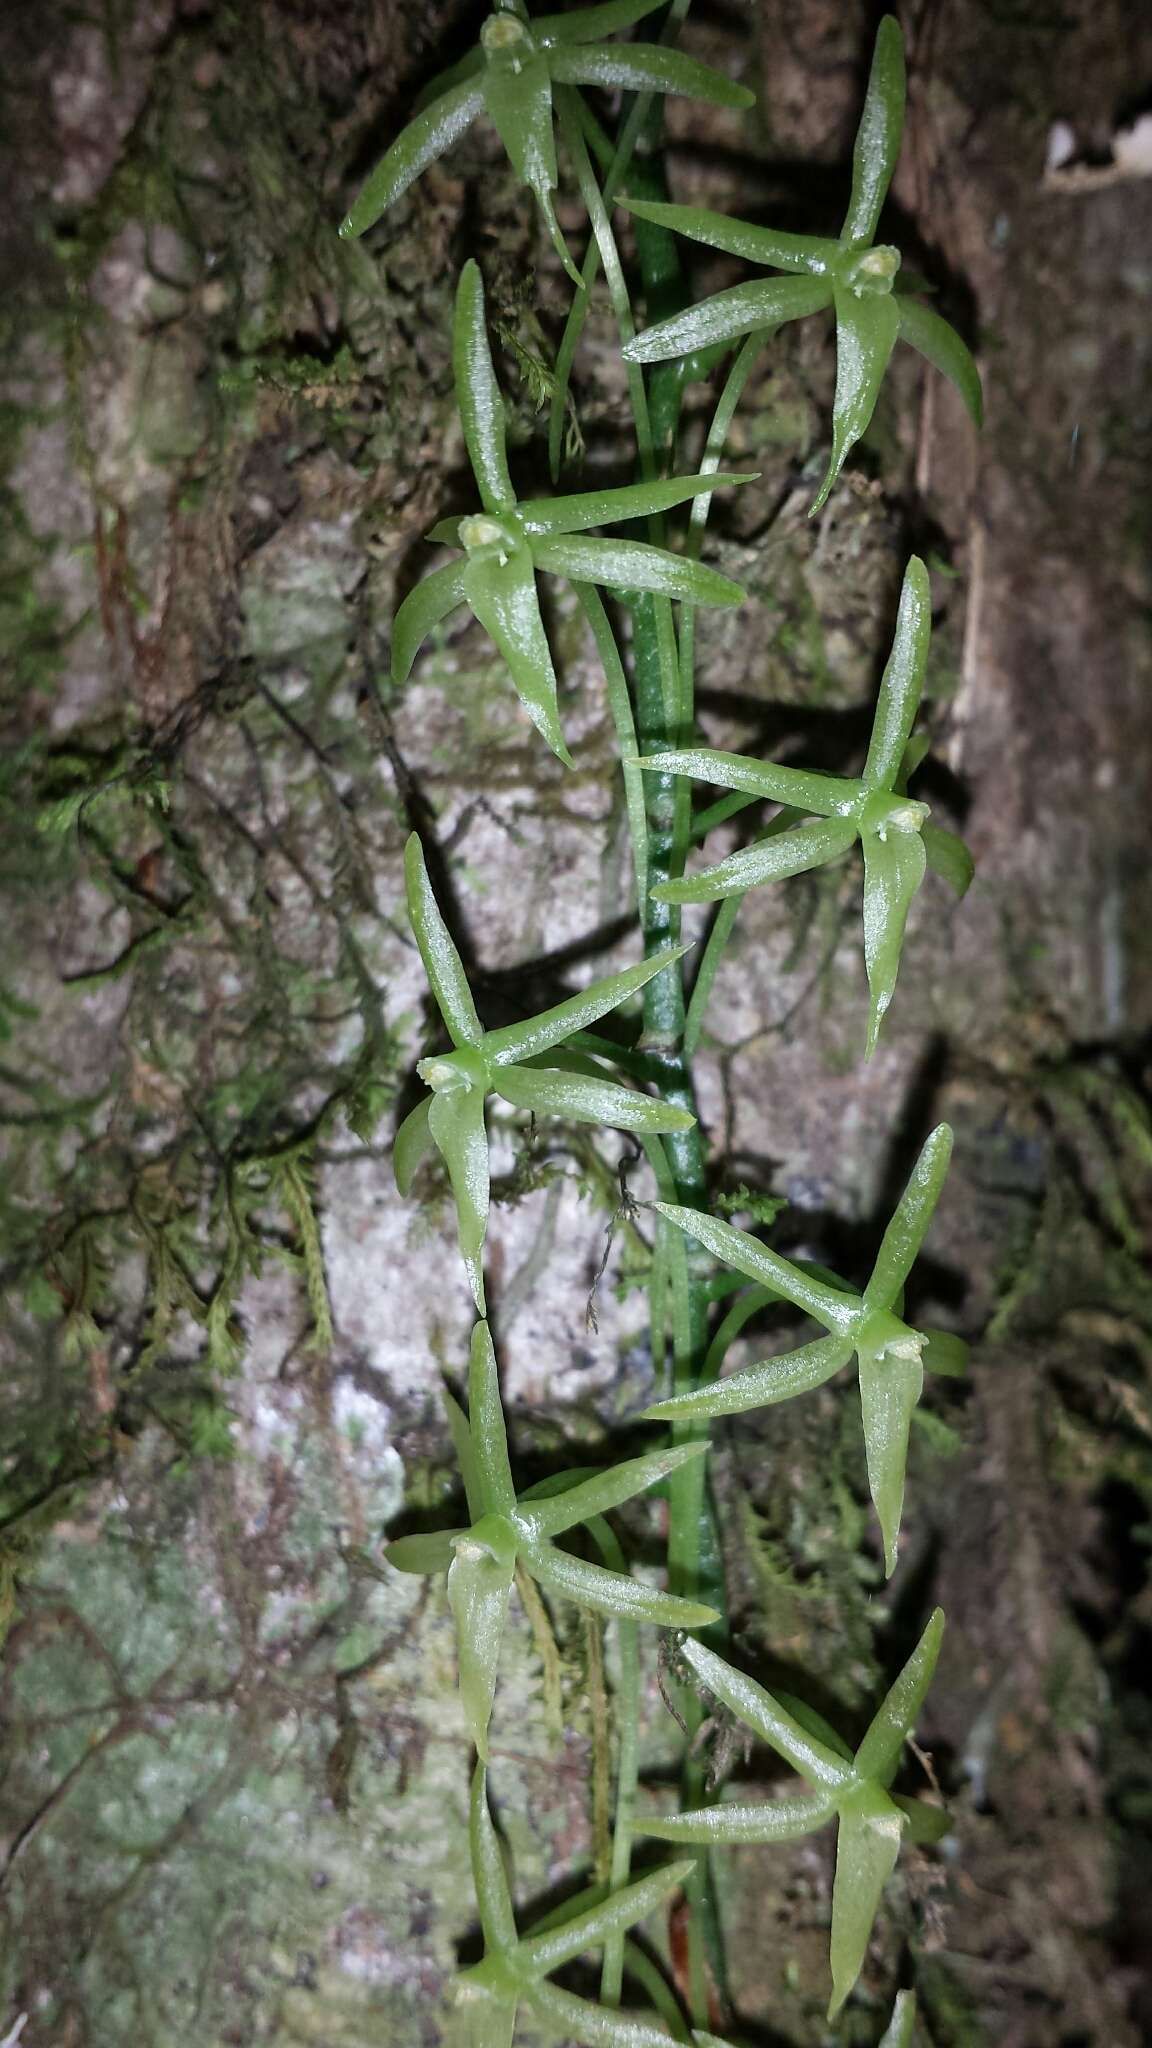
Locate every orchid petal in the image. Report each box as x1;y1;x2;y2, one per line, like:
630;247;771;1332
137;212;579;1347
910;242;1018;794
483;943;689;1066
392;560;470;685
429;1084;490;1313
857;1329;924;1576
448;1516;517;1758
861;824;928;1056
394;1094;435;1194
454;261;516;515
518;1858;695;1979
678;1638;852;1792
643;1332;854;1422
550;42;754;110
516;1441;709;1542
828;1787;905;2018
654;1202;860;1334
518;472;755;536
622;275;831;364
633;746;862;819
922;821;975;896
897;295;983;426
855;1608;945;1785
865;1124;953;1313
812;286;900;514
637;1793;837;1844
841;16;906;246
863;558;932;792
533;533;745;608
526;1543;719;1628
339;78;485;238
405;834;484;1049
463;549;572;766
386;1529;461;1574
622;199;842;278
654;816;858;905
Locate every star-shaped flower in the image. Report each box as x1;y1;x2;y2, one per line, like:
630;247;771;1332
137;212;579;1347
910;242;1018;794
393;262;751;767
620;16;982;511
632;556;974;1054
396;832;697;1313
638;1613;948;2019
643;1123;968;1575
388;1321;718;1757
459;1761;711;2045
339;0;754;282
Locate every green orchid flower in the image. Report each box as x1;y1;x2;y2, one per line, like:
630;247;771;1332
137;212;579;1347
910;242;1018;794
620;16;982;511
460;1760;708;2045
632;556;974;1054
394;262;751;767
397;832;697;1312
638;1613;948;2019
643;1122;968;1575
339;0;753;282
388;1322;718;1758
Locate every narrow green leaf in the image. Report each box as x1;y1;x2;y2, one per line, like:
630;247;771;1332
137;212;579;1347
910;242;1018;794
519;472;756;537
482;944;690;1067
855;1608;945;1785
523;1977;681;2048
678;1639;853;1792
841;16;906;246
339;78;485;238
550;43;754;109
518;1858;694;1979
517;1441;709;1543
879;1988;918;2048
921;1327;969;1377
638;1793;836;1845
394;1094;435;1195
812;287;900;514
463;549;572;765
863;558;932;791
861;825;928;1055
392;559;470;684
828;1790;905;2019
386;1528;461;1573
897;296;983;426
454;261;516;516
922;821;975;896
622;276;831;364
469;1320;517;1517
535;0;665;45
865;1124;953;1313
622;199;842;278
643;1332;854;1422
404;834;484;1048
655;1203;860;1334
653;817;858;905
856;1333;924;1576
428;1084;490;1313
526;1543;719;1628
633;746;862;819
497;1063;697;1134
470;1759;518;1953
448;1519;518;1758
533;533;744;608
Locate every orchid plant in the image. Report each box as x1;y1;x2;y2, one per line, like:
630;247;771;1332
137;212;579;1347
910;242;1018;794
641;1615;946;2019
356;7;978;2040
393;260;749;765
387;1320;717;1758
646;1124;967;1574
634;556;974;1054
620;16;982;511
338;0;752;281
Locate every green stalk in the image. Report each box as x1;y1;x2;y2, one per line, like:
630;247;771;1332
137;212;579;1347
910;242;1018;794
547;0;695;480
